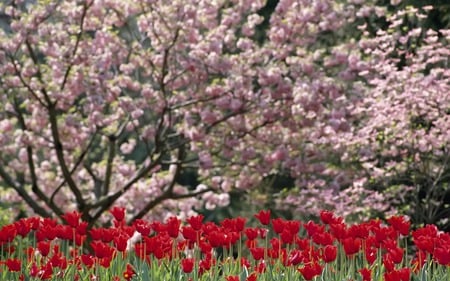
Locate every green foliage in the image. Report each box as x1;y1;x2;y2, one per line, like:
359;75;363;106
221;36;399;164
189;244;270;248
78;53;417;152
0;199;14;227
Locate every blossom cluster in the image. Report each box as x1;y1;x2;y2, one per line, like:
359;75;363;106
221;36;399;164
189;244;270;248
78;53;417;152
0;209;449;280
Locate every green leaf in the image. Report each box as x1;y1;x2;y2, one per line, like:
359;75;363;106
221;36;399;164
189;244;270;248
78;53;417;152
240;266;249;281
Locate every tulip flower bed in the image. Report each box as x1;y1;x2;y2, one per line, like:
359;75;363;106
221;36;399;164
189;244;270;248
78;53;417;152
0;209;449;281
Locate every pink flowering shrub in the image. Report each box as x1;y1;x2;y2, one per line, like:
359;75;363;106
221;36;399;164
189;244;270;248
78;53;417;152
274;4;449;227
340;6;450;228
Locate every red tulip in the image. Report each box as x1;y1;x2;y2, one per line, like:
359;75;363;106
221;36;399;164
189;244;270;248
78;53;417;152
30;263;53;279
181;258;195;273
412;224;438;240
14;218;32;237
411;250;427;273
109;206;126;222
296;237;309;250
81;254;95;268
387;246;404;264
414;236;435;254
37;240;51;257
272;218;287;234
207;230;227;248
5;258;21;272
365;246;377;265
285;220;301;235
166;216;181;238
254;210;271;225
114;233;129;252
187;214;204;231
434;246;450;266
288;249;303;266
199;239;212;254
373;226;397;246
322;245;338;263
246;272;258;281
329;223;348;241
76;221;88;235
342;237;361;256
304;221;325;237
0;225;17;243
387;216;410;236
101;228;117;243
90;240;115;259
244;227;259;240
312;232;334;246
99;256;112;268
182;225;198;242
225;276;239;281
250;247;265;260
199;257;215;273
255;261;266;273
55;224;74;240
398;268;411;281
359;268;372;281
298;262;323;281
133;219;152;236
151;221;168;233
280;229;295;244
89;227;116;243
383;254;395;272
49;251;68;270
123;263;136;281
221;217;246;232
240;257;251;268
384;268;410;281
61;210;82;228
348;224;370;239
89;227;103;241
320;210;342;225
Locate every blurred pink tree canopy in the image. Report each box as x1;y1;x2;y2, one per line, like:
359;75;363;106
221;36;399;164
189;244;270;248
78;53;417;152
0;0;448;226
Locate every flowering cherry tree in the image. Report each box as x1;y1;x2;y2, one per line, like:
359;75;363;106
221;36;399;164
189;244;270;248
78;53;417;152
0;0;276;223
0;0;448;226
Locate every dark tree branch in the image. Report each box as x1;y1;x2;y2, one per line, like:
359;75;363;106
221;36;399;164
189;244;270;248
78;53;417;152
46;101;85;210
166;145;185;193
86;151;164;225
84;162;103;200
8;56;46;107
50;132;97;209
129;145;213;222
0;161;51;218
130;187;214;222
13;98;64;217
24;39;85;210
60;1;92;91
103;119;129;197
103;135;116;197
83;28;186;222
